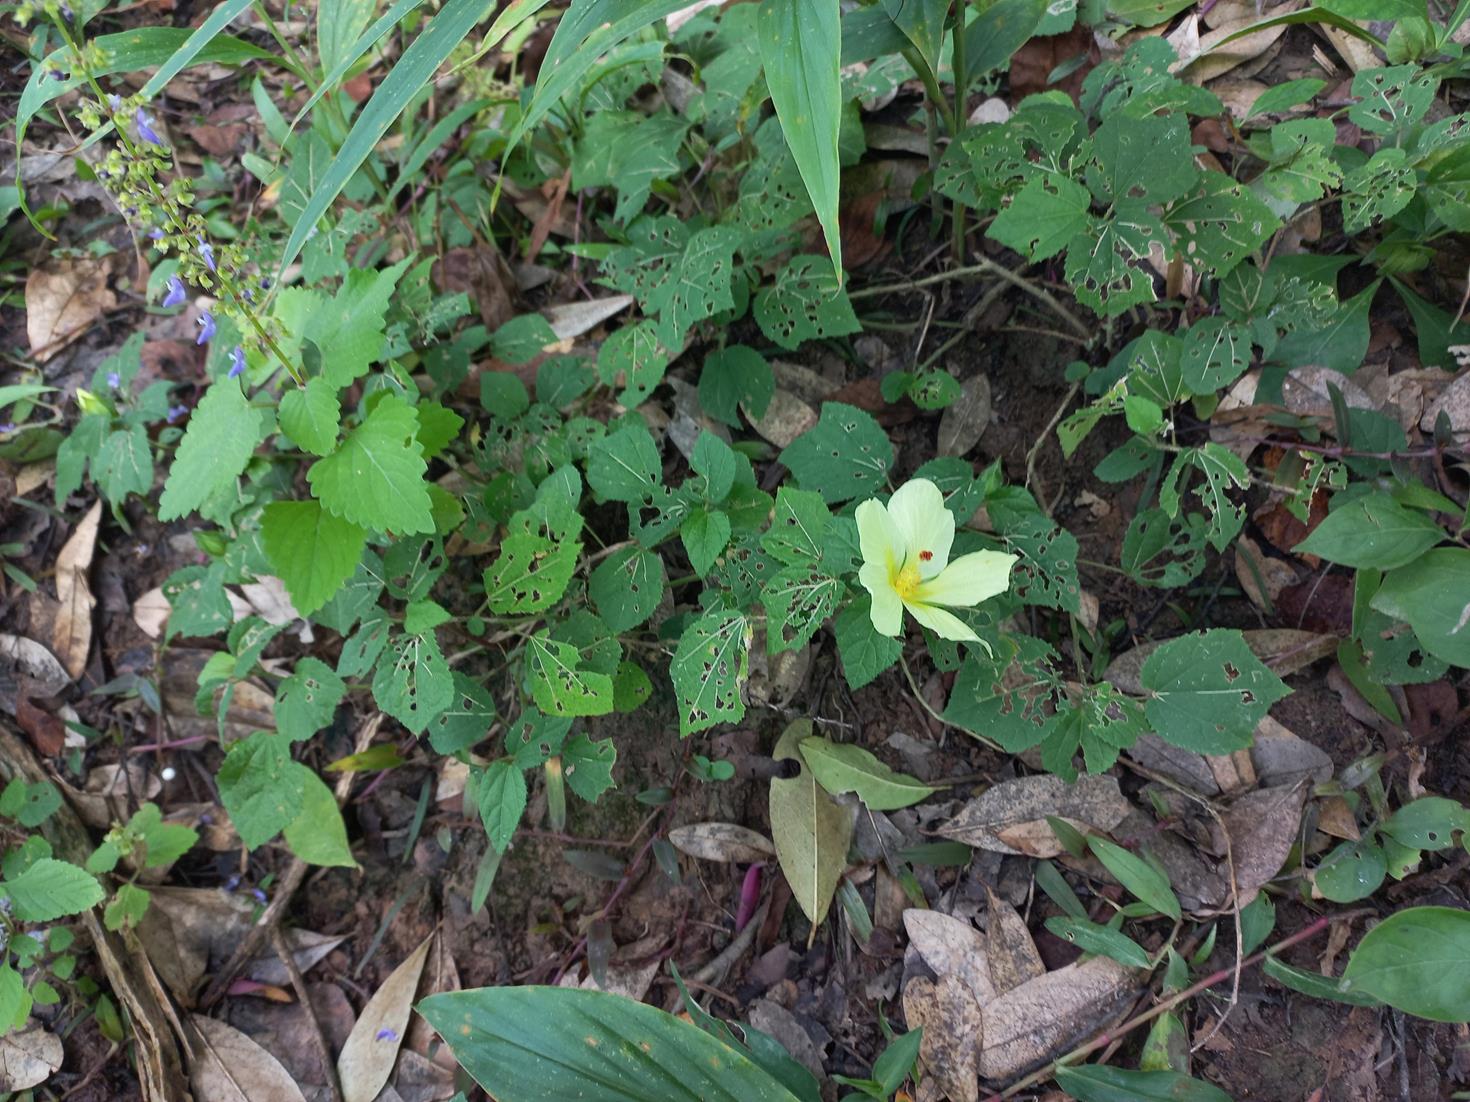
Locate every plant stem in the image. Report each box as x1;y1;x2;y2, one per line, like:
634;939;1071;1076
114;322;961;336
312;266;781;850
949;5;967;263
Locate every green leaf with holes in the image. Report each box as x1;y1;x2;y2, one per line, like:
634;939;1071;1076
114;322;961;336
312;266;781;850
562;734;617;802
1140;629;1291;754
526;633;615;718
1342;147;1416;231
572;110;688;224
597;320;669;407
779;402;893;505
646;226;743;347
1180;317;1252;393
485;531;581;614
762;487;832;566
753;255;861;350
371;632;454;734
670;609;750;736
762;565;842;654
1348;64;1436;135
587;423;662;504
427;673;497;755
275;657;346;740
990;175;1094;262
1164;175;1278;277
589;546;665;633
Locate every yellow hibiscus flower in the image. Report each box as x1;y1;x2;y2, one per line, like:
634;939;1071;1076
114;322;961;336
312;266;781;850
855;478;1017;643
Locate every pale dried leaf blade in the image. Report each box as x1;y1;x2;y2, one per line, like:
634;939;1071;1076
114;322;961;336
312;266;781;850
337;934;433;1102
667;822;777;863
769;720;855;931
937;374;992;458
939;775;1130;856
984;887;1045;996
903;975;981;1102
25;256;116;362
49;500;101;678
902;909;997;1003
188;1013;307;1102
133;586;172;639
0;1024;64;1090
978;957;1137;1080
1219;783;1307;908
0;634;72;706
543;295;634;340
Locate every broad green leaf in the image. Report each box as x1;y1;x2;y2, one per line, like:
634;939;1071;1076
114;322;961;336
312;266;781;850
261;499;368;617
798;735;935;810
1140;629;1291;754
283;769;357;867
1371;549;1470;668
1055;1066;1231;1102
1342;906;1470;1021
681;508;732;577
1180;317;1252;393
778;402;893;505
562;734;617;801
1089;113;1197;207
1064;205;1166;316
699;345;774;427
761;565;841;653
428;673;497;755
0;964;28;1032
1314;839;1387;902
278;376;342;455
1382;797;1470;851
1043;916;1151;969
758;0;843;275
1248;78;1326;118
161;565;233;640
338;608;391;677
1158;443;1248;553
490;315;557;366
1262;956;1380;1006
217;734;306;848
964;0;1048;84
572;111;689;224
158;377;266;520
485;531;580;614
769;720;853;930
1295;493;1444;570
1002;512;1082;613
474;760;526;852
690;432;738;503
318;0;380;75
275;657;347;740
309;394;433;535
882;0;947;86
990;175;1093;261
589;546;665;633
1088;836;1181;920
0;859;103;922
944;636;1063;750
1348;64;1436;134
95;427;153;502
587;423;662;504
754;256;861;350
1342;147;1416;231
372;632;454;733
1271;281;1378;373
1164;175;1278;278
526;634;615;718
418;986;803;1101
598;320;669;407
670;609;750;736
834;599;903;690
278;0;550;276
762;487;832;565
648;228;744;347
305;260;410;386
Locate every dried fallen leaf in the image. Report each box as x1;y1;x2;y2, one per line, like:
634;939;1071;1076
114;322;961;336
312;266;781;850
0;1023;64;1089
939;775;1130;858
542;295;635;341
188;1013;307;1102
769;719;855;934
72;762;162;830
746;999;825;1083
1422;367;1470;435
667;822;776;864
1250;718;1333;788
25;256;116;362
15;690;65;756
238;578;300;627
747;388;817;448
977;957;1136;1080
1178;9;1293;84
1317;795;1361;841
133;586;172;639
1127;733;1222;796
0;634;71;708
581;958;661;1002
337;933;432;1102
902;910;997;1004
904;974;981;1102
984;887;1045;996
1282;366;1373;423
1218;784;1307;908
47;500;100;678
937;374;992;458
1234;534;1297;612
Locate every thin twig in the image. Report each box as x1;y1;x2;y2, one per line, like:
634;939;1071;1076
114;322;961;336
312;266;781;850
692;899;771;986
269;925;345;1102
1024;381;1081;504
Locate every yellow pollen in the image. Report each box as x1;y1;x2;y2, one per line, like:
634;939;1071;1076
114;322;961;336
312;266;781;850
893;561;923;601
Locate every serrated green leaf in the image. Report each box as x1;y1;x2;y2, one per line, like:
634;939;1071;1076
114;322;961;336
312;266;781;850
587;423;662;504
1180;317;1252;393
761;487;832;566
761;565;841;653
95;426;152;502
563;734;617;801
0;859;102;922
485;531;581;614
1296;492;1444;570
475;760;527;853
278;376;341;456
275;656;346;740
261;499;368;617
753;255;861;350
304;259;409;386
990;174;1093;261
526;634;615;718
798;735;935;809
1140;629;1291;754
698;345;774;427
588;546;665;633
309;393;433;535
834;599;903;690
680;508;731;577
158;377;266;520
778;402;893;505
597;320;669;407
283;769;357;868
428;673;497;755
372;631;454;733
162;564;234;640
670;609;749;736
217;733;306;849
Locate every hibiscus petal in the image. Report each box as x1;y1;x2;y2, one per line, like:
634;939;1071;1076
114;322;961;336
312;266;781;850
856;498;902;574
904;600;978;642
886;478;953;577
916;550;1017;607
859;561;904;636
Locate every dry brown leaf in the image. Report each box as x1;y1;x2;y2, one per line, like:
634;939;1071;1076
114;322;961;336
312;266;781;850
133;586;172;639
937;374;992;458
984;887;1045;996
25;256;116;362
902;910;997;1004
1205;750;1256;795
1234;534;1297;612
1282;366;1373;423
939;775;1130;857
1317;795;1360;841
746;1000;825;1083
747;388;817;448
1127;733;1221;796
337;934;432;1102
978;957;1136;1080
0;634;71;708
188;1014;307;1102
1211;79;1270;120
1422;367;1470;434
1179;6;1296;84
1219;784;1307;908
543;295;635;341
667;822;776;864
15;691;65;756
993;816;1093;858
0;1024;64;1090
1318;19;1378;71
580;958;660;1002
904;975;981;1102
1250;718;1333;788
48;500;99;678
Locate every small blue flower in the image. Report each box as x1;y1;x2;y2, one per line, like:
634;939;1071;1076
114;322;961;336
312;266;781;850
49;69;69;81
166;404;188;424
375;1028;398;1042
223;874;241;892
106;372;120;390
108;94;122;111
148;227;165;241
250;887;268;904
134;107;163;146
196;311;216;345
198;239;217;273
228;346;247;378
0;423;14;435
162;276;187;308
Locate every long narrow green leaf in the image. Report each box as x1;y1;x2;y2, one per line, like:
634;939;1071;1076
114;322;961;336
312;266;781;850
1213;5;1386;49
286;0;427;140
758;0;844;278
277;0;548;277
388;97;499;201
140;0;265;96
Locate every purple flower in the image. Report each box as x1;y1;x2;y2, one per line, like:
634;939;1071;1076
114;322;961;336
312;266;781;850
106;372;120;390
166;404;188;424
196;311;216;345
162;276;187;308
250;887;268;904
375;1028;398;1042
148;227;166;241
228;346;246;378
223;874;241;892
108;94;122;112
50;69;69;81
134;107;162;146
198;239;216;273
0;423;14;435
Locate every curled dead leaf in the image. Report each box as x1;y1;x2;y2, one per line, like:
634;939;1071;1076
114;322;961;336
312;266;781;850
902;910;997;1004
939;775;1130;858
667;822;776;864
904;974;981;1102
977;956;1136;1080
25;256;117;362
984;887;1045;996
